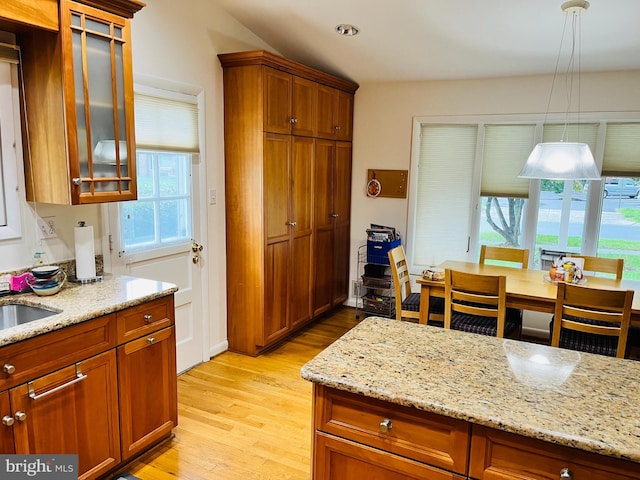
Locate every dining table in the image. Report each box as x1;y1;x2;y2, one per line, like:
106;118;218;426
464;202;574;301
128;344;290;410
416;260;640;326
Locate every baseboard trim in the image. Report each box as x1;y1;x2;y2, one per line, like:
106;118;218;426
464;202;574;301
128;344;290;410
209;340;228;359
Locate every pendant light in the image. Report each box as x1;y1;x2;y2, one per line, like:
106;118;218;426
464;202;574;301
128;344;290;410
518;0;600;180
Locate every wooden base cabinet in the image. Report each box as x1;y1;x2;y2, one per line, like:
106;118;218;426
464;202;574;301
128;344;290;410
311;385;640;480
11;350;121;479
469;425;640;480
117;325;177;461
0;294;177;480
312;385;470;479
219;50;358;356
315;433;466;480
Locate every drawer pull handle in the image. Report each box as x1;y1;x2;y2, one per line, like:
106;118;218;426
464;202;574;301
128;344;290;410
560;468;573;480
14;411;26;422
3;364;15;375
144;314;153;323
147;337;156;344
2;416;14;427
28;363;86;400
379;418;392;433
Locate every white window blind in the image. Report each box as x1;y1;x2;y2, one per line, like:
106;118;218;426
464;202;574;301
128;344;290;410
134;93;199;152
542;123;598;150
414;124;477;266
481;124;535;198
602;123;640;176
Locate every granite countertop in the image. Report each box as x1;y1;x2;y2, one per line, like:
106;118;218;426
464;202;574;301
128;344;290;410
0;274;177;347
301;317;640;463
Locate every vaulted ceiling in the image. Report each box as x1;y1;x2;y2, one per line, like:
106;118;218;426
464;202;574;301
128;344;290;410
212;0;640;84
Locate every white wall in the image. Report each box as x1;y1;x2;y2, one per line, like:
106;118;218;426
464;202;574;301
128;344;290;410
349;70;640;335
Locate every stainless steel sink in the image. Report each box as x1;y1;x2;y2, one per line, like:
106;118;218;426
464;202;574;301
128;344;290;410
0;304;57;330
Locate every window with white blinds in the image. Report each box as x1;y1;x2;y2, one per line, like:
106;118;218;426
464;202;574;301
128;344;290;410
134;93;199;153
602;123;640;176
413;124;477;266
481;124;536;198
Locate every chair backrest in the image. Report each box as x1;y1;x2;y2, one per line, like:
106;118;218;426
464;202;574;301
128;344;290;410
479;245;529;269
388;246;417;321
444;269;507;337
388;245;411;301
551;282;633;358
565;255;624;279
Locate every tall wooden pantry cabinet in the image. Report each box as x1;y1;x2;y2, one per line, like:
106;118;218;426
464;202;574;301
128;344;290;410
219;50;358;356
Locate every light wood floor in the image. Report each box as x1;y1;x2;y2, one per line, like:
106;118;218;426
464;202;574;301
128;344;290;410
124;307;361;480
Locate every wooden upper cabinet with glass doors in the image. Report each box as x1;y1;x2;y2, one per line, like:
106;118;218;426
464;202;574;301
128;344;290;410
18;0;145;205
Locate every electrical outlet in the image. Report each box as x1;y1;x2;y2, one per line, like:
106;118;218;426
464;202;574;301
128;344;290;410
37;216;57;239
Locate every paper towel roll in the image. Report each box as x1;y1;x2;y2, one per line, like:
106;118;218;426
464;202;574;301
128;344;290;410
75;224;96;280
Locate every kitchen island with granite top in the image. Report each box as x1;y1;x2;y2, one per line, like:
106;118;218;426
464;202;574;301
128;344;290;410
301;316;640;479
0;274;178;480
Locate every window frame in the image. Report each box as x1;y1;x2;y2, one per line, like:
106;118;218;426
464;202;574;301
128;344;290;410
407;112;640;275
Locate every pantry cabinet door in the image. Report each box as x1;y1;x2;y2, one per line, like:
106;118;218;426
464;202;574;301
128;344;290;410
332;142;352;305
290;136;314;329
263;67;292;134
292;77;317;137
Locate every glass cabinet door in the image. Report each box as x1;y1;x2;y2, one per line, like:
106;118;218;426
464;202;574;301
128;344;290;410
64;1;136;202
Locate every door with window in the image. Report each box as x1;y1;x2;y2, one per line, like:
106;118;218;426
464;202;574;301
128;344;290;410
106;88;207;373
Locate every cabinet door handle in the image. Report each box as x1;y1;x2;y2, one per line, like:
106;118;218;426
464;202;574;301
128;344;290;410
560;468;573;480
330;213;339;218
289;118;298;124
2;416;14;427
379;418;392;433
3;364;15;375
14;411;26;422
288;221;297;227
144;314;153;323
28;364;86;400
147;337;156;344
334;125;341;131
72;177;82;186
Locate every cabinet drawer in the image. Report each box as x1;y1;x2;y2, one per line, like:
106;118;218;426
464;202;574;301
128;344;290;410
315;432;466;480
117;296;174;344
0;315;116;390
315;385;470;475
469;425;640;480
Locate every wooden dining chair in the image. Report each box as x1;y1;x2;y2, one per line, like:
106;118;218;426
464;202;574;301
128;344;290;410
388;245;444;325
565;255;624;279
479;245;529;327
479;245;529;269
551;282;633;358
444;269;521;339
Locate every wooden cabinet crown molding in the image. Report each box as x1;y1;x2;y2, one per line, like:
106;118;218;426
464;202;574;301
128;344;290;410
72;0;146;18
218;49;359;94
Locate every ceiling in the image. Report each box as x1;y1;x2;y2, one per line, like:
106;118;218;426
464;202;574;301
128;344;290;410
211;0;640;85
